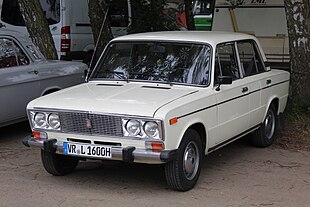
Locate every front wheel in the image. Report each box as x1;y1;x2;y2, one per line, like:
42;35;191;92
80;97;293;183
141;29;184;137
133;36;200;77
164;129;203;191
41;150;79;176
251;104;278;147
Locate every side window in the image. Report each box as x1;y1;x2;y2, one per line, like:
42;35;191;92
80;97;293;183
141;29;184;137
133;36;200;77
214;43;240;84
0;38;29;68
237;41;266;77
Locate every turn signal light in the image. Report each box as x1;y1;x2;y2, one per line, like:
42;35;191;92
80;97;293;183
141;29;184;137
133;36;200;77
169;117;178;125
145;141;165;152
151;142;164;152
32;131;47;140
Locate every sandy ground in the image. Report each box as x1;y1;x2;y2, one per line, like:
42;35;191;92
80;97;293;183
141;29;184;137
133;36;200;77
0;122;309;207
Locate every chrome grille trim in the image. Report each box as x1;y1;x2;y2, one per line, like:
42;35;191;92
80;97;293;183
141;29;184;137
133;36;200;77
59;112;123;137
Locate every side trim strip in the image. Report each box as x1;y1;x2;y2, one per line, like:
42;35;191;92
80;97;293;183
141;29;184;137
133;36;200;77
178;80;289;119
207;124;261;153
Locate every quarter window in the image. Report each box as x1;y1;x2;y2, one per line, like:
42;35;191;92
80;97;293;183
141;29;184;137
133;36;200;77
214;43;240;84
237;41;266;76
0;38;29;68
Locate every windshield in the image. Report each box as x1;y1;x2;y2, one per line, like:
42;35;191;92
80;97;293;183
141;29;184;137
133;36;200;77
91;42;212;86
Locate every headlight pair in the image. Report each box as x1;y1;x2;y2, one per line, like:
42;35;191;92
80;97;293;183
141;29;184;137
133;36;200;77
30;111;61;130
123;119;162;140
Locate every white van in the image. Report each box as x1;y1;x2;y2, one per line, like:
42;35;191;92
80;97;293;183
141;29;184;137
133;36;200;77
0;0;95;63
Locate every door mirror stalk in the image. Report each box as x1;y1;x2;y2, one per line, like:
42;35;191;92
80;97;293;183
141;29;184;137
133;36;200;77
216;76;233;91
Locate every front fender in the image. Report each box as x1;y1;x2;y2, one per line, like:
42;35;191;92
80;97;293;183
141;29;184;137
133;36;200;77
164;116;208;154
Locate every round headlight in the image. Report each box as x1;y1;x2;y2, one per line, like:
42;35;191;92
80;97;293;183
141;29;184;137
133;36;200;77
34;112;47;128
126;120;141;136
48;113;60;129
144;121;159;138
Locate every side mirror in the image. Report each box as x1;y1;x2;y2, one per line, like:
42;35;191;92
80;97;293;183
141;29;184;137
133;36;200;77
218;76;233;85
216;76;233;91
264;61;271;71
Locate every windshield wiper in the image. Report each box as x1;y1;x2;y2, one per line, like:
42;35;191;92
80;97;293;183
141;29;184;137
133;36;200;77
104;71;128;81
128;71;173;86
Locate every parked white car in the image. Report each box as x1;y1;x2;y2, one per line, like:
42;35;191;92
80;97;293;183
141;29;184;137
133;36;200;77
23;31;290;191
0;29;87;127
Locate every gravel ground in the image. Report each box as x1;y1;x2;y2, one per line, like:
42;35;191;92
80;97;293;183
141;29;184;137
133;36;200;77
0;122;310;207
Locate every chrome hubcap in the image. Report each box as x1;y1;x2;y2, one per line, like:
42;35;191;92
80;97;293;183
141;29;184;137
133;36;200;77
183;141;199;180
264;109;275;139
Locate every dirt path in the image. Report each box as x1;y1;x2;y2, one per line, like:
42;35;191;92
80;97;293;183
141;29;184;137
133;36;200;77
0;122;310;207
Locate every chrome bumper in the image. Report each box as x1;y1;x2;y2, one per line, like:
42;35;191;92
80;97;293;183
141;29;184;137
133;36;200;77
22;135;177;164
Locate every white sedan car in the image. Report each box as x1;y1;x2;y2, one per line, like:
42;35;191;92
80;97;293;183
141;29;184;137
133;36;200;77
0;29;87;127
23;31;290;191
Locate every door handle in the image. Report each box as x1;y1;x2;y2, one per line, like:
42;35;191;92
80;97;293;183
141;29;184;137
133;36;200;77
266;79;272;85
28;70;38;75
242;87;248;93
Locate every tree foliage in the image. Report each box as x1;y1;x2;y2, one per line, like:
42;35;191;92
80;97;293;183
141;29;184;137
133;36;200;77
284;0;310;110
128;0;179;33
17;0;57;60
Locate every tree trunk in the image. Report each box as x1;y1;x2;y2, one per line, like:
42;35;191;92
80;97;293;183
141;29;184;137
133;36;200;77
17;0;57;60
184;0;196;30
284;0;310;105
88;0;113;68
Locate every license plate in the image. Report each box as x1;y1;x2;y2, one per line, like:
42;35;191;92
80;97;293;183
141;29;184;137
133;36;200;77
63;142;112;159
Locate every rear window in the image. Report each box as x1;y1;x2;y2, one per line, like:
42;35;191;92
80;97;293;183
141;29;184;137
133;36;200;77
1;0;60;26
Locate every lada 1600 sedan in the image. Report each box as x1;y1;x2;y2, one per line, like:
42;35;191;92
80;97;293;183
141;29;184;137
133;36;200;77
23;31;290;191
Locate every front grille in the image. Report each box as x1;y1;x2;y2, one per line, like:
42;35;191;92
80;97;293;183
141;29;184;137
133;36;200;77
59;112;123;137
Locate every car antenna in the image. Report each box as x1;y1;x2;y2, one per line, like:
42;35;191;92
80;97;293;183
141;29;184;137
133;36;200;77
86;7;110;82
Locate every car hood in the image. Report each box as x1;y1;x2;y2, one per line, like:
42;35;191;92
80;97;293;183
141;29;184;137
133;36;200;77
29;81;198;117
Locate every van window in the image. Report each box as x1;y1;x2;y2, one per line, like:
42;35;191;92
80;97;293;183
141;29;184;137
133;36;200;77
193;0;214;15
1;0;60;26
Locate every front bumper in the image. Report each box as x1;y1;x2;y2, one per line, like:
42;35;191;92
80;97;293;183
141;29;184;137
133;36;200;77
22;135;177;164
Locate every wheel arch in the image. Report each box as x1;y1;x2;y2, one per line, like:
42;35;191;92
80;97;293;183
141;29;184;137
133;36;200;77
266;97;280;116
177;122;207;155
41;87;61;96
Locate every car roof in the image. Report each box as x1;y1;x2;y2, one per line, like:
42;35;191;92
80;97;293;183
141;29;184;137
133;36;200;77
112;31;256;46
0;29;32;44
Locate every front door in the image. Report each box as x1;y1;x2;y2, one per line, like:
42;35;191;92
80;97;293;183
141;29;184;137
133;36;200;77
213;42;250;145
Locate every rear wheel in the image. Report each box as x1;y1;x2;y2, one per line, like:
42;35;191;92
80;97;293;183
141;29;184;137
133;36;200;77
251;104;278;147
41;150;79;176
164;129;203;191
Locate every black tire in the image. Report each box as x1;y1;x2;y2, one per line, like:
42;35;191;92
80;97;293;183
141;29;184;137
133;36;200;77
164;129;203;191
251;104;278;147
41;150;79;176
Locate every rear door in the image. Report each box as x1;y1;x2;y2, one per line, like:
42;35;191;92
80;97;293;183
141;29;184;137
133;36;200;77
237;40;268;128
